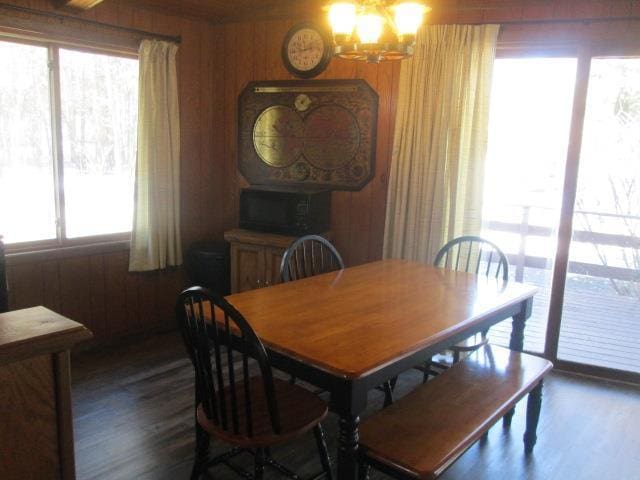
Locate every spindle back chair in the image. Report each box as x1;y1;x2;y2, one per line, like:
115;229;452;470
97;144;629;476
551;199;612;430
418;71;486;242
417;236;510;382
280;235;344;282
176;286;333;479
433;235;509;281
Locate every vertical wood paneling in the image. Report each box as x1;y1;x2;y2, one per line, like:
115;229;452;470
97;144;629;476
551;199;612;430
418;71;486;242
103;252;127;335
178;17;203;250
8;264;44;310
59;257;92;329
89;255;106;339
41;261;61;312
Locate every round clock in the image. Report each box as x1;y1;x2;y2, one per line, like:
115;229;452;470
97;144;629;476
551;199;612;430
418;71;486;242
282;22;332;79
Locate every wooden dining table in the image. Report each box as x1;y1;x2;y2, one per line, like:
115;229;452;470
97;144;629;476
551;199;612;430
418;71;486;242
224;259;537;480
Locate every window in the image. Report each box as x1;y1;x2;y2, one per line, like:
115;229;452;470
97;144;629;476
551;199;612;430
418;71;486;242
0;39;138;248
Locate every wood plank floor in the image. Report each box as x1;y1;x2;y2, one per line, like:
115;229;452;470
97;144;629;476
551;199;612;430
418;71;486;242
71;331;640;480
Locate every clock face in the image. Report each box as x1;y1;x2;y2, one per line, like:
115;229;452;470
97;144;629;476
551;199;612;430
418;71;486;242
287;28;325;71
282;23;331;78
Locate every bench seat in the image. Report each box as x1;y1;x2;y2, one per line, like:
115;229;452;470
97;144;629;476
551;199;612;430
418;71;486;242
359;345;553;479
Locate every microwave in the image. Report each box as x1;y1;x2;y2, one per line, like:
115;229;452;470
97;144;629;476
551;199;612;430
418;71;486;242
239;187;331;236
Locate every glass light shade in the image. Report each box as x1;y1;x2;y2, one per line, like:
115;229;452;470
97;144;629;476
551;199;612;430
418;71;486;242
393;2;429;36
356;12;384;44
329;2;357;36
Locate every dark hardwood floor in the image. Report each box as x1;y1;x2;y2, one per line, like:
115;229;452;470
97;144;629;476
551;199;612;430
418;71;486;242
71;331;640;480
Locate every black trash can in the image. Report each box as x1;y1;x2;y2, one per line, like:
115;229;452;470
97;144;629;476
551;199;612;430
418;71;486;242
185;241;231;295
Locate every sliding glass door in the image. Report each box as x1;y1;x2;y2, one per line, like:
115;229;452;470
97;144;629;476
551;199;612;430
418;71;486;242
482;49;640;381
557;58;640;374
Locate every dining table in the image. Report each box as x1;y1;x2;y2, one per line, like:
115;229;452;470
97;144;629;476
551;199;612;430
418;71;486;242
224;258;537;480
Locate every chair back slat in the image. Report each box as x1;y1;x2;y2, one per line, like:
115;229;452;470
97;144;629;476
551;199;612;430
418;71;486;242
465;241;473;271
242;337;253;437
210;309;228;430
224;314;240;434
434;235;509;282
176;287;282;438
280;235;344;282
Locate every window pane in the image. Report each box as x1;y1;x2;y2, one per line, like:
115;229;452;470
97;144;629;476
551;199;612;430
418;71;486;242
0;41;56;243
59;48;138;238
481;58;577;353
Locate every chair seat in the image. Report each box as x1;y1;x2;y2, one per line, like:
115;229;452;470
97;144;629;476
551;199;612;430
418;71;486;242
197;376;328;448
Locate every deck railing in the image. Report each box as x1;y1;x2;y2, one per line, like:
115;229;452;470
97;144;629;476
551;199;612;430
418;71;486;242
483;204;640;285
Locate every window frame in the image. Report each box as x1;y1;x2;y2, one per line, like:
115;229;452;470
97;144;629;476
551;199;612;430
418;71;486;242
1;36;138;255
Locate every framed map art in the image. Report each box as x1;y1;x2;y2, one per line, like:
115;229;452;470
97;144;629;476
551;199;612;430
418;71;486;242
238;80;378;191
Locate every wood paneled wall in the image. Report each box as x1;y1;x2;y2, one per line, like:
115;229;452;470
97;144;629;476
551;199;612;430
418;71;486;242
3;0;637;345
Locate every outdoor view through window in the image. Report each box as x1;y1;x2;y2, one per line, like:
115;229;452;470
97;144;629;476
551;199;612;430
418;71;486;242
0;40;138;245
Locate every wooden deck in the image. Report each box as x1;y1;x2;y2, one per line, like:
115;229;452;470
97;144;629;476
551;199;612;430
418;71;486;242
489;271;640;373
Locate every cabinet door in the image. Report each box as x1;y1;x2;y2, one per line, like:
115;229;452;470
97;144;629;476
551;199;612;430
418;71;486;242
264;247;285;287
231;244;265;293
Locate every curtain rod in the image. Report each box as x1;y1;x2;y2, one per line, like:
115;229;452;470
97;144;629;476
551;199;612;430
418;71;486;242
0;2;181;44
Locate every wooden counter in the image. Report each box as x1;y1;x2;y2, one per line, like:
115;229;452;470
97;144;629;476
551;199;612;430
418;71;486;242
0;306;92;480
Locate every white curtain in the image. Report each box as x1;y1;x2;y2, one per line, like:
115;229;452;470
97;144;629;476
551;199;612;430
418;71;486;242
129;40;182;272
383;24;500;263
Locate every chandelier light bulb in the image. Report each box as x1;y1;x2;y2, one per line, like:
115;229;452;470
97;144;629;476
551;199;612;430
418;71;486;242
328;2;357;37
356;12;384;44
393;2;430;37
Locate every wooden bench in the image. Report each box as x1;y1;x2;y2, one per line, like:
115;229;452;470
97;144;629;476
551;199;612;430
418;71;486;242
358;345;553;479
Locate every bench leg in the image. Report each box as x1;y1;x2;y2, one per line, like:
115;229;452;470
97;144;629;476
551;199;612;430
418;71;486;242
524;380;544;454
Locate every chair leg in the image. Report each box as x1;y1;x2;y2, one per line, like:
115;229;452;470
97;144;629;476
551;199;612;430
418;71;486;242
254;447;266;480
382;380;394;408
358;461;371;480
524;380;544;454
453;349;461;363
503;407;516;429
422;360;432;383
314;424;333;479
390;376;398;391
191;422;210;480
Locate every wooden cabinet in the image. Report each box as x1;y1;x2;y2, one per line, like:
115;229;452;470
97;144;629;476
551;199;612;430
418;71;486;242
0;307;92;480
224;229;296;293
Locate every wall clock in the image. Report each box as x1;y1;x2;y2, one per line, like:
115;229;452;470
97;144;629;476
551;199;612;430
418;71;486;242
281;22;332;79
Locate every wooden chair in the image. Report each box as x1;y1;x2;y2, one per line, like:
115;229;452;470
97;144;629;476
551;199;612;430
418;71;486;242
358;346;553;479
280;234;345;282
176;286;333;480
417;236;509;382
280;235;395;407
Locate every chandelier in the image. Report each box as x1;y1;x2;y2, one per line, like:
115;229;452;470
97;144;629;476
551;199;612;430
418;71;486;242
327;1;431;63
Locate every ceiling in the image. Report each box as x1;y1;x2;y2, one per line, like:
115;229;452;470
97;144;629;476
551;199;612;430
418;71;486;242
120;0;327;23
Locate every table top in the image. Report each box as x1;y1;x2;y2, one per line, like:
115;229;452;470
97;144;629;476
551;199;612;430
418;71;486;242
226;259;537;379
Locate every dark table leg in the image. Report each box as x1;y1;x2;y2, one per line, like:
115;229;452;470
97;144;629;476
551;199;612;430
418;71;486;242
333;380;368;480
504;297;533;427
337;414;360;479
509;297;532;352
